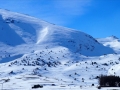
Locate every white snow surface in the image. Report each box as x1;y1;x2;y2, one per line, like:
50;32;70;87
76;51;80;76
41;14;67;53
0;9;119;90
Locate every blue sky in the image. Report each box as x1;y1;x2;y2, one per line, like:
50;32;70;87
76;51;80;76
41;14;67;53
0;0;120;38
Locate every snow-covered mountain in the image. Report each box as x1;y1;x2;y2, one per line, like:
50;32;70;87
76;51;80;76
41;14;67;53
0;9;114;59
0;9;118;90
97;36;120;53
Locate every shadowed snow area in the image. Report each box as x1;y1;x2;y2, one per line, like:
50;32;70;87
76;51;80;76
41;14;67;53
0;15;25;46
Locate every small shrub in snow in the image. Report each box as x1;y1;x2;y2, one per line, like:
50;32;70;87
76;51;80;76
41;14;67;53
95;76;99;79
51;84;56;86
4;79;10;82
102;63;108;66
97;86;101;89
75;72;77;75
92;84;94;86
32;84;43;89
74;78;76;80
9;71;14;74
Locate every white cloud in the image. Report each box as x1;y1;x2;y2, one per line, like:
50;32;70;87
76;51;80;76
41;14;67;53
53;0;92;15
39;0;92;25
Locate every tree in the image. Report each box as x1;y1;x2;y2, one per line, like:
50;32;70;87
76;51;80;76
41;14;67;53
98;75;120;87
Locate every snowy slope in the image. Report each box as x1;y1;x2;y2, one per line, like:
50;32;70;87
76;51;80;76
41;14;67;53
97;36;120;53
0;52;119;90
97;36;120;77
